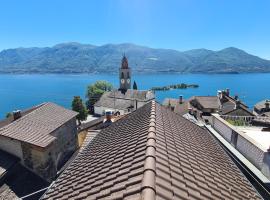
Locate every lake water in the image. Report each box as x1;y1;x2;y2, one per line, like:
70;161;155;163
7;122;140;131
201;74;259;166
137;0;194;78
0;73;269;119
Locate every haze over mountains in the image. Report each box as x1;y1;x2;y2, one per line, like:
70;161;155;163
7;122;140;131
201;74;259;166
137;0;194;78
0;42;270;74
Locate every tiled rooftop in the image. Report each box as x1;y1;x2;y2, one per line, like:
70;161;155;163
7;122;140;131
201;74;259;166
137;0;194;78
42;101;261;200
0;102;78;148
193;96;220;109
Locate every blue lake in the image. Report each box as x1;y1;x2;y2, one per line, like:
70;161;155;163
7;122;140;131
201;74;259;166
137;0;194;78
0;73;269;119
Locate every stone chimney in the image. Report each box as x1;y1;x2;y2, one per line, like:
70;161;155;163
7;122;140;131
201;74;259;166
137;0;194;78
179;95;183;104
13;110;21;120
104;110;113;124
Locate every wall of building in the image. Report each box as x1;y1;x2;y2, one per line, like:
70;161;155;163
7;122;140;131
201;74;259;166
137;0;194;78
211;116;232;142
94;106;126;116
211;114;270;180
50;117;78;171
20;117;78;182
0;136;23;161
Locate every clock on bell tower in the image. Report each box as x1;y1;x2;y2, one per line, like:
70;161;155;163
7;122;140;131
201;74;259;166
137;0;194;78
119;54;131;93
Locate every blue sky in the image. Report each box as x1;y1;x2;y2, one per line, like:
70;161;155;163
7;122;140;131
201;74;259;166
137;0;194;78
1;0;270;59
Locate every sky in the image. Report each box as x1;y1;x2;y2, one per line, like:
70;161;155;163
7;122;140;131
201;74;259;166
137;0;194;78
0;0;270;59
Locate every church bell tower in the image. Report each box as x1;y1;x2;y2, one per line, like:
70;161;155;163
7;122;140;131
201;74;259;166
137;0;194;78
119;54;131;93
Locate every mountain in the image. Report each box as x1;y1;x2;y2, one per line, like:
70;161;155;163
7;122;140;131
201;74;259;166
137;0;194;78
0;42;270;74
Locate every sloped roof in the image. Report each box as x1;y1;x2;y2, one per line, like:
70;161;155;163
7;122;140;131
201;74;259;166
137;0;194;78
0;102;78;148
162;98;179;107
42;101;261;200
193;96;220;109
255;100;270;110
94;92;133;110
107;89;153;101
221;101;254;116
95;89;154;110
0;104;43;128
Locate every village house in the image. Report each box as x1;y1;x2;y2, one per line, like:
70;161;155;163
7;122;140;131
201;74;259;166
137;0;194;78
163;89;254;118
94;55;155;115
42;101;263;200
0;102;78;182
254;99;270;117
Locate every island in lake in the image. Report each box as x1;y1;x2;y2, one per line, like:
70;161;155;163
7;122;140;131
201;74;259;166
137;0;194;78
151;83;199;91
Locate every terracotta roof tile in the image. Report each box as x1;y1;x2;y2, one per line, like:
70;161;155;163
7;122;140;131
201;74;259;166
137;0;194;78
0;102;78;147
42;101;262;200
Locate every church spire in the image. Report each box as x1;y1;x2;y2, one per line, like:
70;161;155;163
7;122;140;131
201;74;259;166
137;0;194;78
121;53;129;69
119;54;131;93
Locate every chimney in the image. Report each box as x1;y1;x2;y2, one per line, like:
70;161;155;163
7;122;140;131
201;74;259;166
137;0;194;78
13;110;21;120
265;100;270;110
179;95;183;104
226;88;230;96
234;94;239;100
104;110;113;123
235;100;240;109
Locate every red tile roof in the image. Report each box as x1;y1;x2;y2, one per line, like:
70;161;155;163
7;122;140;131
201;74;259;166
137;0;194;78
0;102;78;148
42;101;261;200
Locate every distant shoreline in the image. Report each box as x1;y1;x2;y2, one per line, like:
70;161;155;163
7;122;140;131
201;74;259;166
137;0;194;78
1;71;270;75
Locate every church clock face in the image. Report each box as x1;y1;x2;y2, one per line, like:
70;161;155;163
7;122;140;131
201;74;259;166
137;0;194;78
127;79;130;84
121;79;125;84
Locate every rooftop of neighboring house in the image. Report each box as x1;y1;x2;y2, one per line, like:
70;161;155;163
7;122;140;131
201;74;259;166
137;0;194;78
164;89;253;117
162;98;179;107
191;96;220;109
0;102;78;148
94;89;155;111
254;99;270;117
42;101;261;200
107;89;154;101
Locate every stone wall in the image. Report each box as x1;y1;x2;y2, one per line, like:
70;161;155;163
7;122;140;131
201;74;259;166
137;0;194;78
0;136;23;161
21;117;78;182
50;117;78;171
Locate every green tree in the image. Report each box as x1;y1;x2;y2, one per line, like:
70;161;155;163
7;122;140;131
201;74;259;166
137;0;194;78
5;112;12;118
133;81;138;90
72;96;88;125
86;80;113;113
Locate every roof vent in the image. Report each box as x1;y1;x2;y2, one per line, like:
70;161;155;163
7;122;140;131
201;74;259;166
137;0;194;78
13;110;21;120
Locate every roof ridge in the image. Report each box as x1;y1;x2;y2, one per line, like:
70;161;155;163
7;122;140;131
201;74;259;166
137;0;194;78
141;100;156;200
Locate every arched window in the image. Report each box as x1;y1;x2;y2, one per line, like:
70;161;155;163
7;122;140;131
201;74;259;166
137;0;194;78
121;72;124;78
127;72;130;78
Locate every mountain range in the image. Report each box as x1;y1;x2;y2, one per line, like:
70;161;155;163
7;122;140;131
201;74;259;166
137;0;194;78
0;42;270;74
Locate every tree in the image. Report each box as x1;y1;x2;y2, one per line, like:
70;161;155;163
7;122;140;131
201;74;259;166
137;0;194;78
72;96;88;125
5;112;12;118
133;81;138;90
86;80;113;113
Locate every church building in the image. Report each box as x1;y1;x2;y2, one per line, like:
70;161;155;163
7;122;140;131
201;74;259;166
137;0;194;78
119;54;131;93
94;55;155;115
